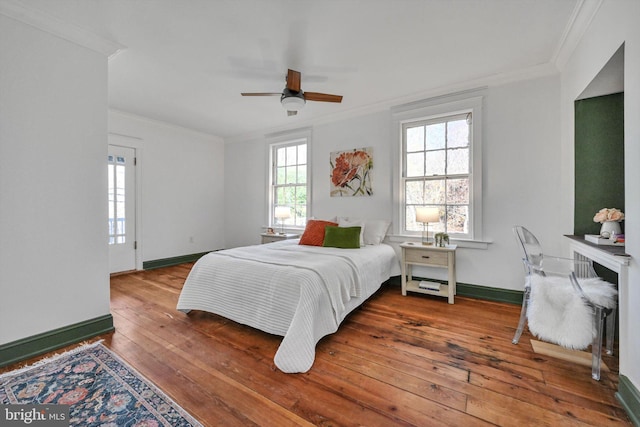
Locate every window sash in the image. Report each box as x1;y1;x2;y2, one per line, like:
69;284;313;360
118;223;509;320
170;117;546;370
270;138;309;228
401;112;473;238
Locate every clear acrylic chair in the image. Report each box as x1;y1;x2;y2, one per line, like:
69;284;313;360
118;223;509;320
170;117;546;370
511;226;617;380
511;226;543;346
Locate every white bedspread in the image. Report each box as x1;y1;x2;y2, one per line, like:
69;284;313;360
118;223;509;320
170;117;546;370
176;239;400;373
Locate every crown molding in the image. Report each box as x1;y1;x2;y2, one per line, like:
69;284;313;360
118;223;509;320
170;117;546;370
109;108;224;141
0;0;125;58
224;61;559;144
552;0;604;71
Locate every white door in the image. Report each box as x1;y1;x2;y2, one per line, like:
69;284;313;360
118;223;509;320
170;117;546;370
108;145;136;273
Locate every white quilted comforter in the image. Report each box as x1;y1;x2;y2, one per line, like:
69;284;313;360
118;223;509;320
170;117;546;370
176;239;400;373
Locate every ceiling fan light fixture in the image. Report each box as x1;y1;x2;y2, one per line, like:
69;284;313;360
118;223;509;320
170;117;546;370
243;69;341;114
281;95;306;112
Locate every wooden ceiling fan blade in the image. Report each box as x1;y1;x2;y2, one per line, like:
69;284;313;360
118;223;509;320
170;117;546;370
304;92;343;103
286;69;301;92
241;92;281;96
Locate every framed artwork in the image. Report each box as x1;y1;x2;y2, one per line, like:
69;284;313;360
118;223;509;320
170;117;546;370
330;147;373;197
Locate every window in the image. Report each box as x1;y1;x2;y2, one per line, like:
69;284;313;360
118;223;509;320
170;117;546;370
269;134;310;229
404;113;471;236
394;94;483;241
108;154;126;244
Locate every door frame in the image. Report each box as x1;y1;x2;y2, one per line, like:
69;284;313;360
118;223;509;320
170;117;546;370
108;132;143;271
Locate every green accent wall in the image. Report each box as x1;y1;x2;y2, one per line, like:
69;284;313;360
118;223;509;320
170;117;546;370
576;95;639;426
574;93;625;284
574;93;625;236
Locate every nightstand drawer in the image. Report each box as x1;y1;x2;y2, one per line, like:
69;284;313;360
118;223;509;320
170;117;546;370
404;248;448;266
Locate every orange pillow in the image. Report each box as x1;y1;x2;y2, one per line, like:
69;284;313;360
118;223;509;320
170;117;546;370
299;220;339;246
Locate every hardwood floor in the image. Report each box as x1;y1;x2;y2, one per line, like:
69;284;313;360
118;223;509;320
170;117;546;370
5;264;632;426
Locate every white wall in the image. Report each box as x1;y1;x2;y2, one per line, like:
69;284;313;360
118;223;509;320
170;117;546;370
558;0;640;398
224;112;395;249
109;111;226;262
311;111;394;221
224;74;561;291
0;15;110;344
223;136;267;248
472;76;563;289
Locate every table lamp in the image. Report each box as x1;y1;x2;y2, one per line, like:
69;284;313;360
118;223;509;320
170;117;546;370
416;207;440;245
274;206;291;234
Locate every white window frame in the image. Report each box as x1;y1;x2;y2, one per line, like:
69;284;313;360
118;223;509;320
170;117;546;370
392;94;484;242
266;128;312;231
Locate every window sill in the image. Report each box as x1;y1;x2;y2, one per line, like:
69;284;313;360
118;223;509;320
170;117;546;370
386;234;492;250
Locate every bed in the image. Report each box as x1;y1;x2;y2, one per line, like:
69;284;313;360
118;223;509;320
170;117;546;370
176;222;399;373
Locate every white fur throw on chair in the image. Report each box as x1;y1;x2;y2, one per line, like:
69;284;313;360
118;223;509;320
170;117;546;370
527;275;617;350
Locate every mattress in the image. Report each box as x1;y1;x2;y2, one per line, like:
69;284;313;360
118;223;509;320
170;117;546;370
176;239;400;372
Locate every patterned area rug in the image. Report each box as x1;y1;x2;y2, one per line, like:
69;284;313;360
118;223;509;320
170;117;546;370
0;342;202;426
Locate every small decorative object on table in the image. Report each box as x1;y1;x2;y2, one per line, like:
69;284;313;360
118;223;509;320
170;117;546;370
434;232;449;247
593;207;624;239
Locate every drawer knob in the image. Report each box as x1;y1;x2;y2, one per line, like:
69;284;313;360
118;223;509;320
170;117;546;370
422;255;430;259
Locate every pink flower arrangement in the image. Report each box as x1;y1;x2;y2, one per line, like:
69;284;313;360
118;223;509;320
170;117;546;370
593;208;625;223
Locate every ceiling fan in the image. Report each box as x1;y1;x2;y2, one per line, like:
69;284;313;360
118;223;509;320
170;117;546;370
241;69;343;116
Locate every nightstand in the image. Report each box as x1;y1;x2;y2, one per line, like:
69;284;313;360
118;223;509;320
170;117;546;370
400;242;457;304
260;233;300;244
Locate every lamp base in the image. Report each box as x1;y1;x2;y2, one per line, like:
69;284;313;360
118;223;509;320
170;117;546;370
421;226;433;246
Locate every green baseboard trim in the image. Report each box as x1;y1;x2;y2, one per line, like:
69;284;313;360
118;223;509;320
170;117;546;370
143;251;214;270
617;375;640;426
0;314;114;368
388;276;524;305
456;282;523;304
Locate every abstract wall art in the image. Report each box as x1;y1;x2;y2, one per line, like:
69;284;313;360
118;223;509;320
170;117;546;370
330;147;373;197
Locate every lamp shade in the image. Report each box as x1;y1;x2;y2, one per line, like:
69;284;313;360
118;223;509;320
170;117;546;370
416;207;439;223
281;96;305;111
274;206;291;220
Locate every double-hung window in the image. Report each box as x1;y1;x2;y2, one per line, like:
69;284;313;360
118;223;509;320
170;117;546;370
268;131;310;230
395;95;483;241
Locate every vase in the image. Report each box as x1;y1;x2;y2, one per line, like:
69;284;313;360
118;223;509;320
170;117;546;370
600;220;621;238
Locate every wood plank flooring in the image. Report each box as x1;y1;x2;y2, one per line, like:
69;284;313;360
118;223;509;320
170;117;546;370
4;264;632;426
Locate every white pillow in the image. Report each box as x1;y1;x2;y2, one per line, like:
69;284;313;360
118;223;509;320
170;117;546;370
311;216;337;223
363;219;391;245
338;218;365;246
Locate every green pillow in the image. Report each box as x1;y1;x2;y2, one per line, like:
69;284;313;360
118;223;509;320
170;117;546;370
323;226;361;249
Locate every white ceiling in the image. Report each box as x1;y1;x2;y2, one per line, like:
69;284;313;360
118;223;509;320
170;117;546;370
22;0;583;140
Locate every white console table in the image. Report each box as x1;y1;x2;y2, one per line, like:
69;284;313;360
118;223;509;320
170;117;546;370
565;235;629;274
564;235;630;371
